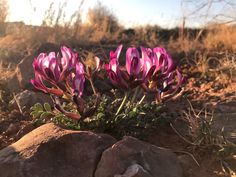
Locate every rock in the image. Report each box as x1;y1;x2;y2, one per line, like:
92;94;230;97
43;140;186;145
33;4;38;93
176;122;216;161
114;164;152;177
95;136;183;177
178;155;199;177
215;102;236;113
16;122;35;139
6;72;21;93
6;54;35;93
0;123;116;177
7;109;25;121
0;123;184;177
0;135;6;147
212;113;236;143
9;90;52;111
7;43;59;92
15;54;35;90
4;123;20;136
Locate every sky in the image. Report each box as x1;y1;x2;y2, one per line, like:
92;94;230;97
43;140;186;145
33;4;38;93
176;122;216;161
7;0;236;28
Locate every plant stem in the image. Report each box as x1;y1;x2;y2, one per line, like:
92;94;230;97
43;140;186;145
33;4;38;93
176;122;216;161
138;94;146;105
115;92;128;115
89;78;97;95
131;87;139;103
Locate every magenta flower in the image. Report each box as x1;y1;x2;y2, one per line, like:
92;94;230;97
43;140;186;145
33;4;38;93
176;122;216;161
106;45;128;89
31;72;63;96
106;45;147;89
59;46;78;81
32;52;60;84
61;46;77;67
140;46;186;102
141;47;155;80
31;52;63;96
31;46;85;97
126;47;142;76
153;47;174;74
110;44;122;60
106;55;128;89
71;62;85;96
106;45;186;98
32;46;78;84
31;46;103;121
154;69;186;102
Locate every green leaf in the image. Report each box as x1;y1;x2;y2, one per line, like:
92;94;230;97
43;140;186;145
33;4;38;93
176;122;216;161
128;110;137;118
155;106;162;112
40;112;52;119
30;110;37;117
30;110;44;118
53;114;65;120
34;103;44;111
97;112;105;119
143;103;149;109
132;107;137;112
114;114;126;122
34;118;45;126
44;103;52;112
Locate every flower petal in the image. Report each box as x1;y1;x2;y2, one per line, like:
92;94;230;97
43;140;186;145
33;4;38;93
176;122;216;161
61;46;72;63
95;56;101;71
30;73;48;93
49;58;60;82
76;62;84;75
110;44;123;60
126;47;141;76
141;47;153;79
71;62;85;96
72;74;85;97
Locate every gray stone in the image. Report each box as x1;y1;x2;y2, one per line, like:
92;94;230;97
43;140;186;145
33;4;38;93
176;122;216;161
95;136;183;177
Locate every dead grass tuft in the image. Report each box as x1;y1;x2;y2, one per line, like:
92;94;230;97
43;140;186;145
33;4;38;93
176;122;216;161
204;24;236;51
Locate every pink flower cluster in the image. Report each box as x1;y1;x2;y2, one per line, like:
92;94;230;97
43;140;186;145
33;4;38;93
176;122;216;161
106;45;186;101
31;46;85;97
31;45;186;119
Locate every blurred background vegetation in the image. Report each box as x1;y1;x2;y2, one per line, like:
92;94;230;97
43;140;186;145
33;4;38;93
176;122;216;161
0;0;235;50
0;0;236;81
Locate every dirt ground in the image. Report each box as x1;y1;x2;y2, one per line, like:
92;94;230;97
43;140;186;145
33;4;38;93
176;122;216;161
0;57;235;177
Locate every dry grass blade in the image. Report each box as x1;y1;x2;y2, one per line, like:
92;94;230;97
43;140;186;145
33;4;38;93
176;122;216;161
174;150;200;167
13;92;23;115
220;160;236;177
170;122;197;146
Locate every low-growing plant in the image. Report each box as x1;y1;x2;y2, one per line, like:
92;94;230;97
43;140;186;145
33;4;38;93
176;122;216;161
82;93;175;138
30;44;186;135
30;102;54;126
176;102;236;174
